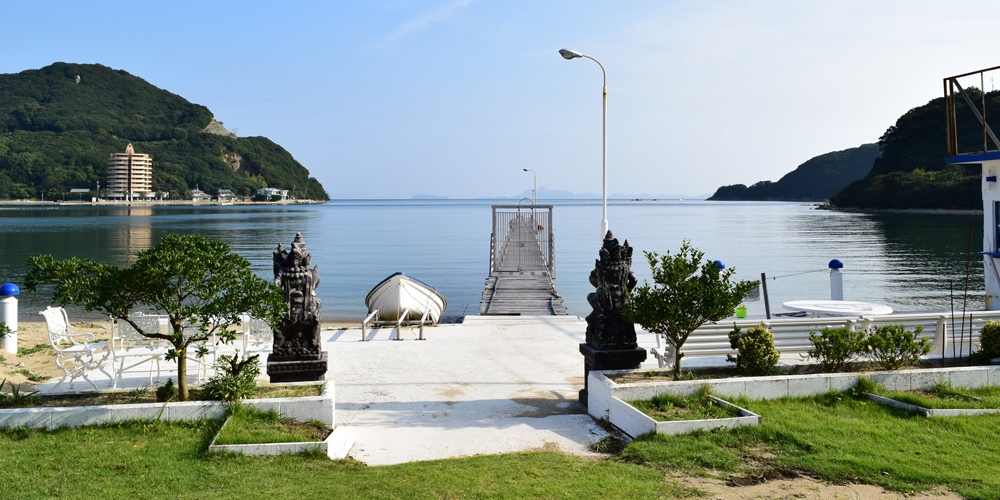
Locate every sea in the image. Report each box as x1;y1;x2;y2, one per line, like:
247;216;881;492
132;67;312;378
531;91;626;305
0;200;985;322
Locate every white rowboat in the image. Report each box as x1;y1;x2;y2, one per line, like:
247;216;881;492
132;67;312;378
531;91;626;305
365;272;447;324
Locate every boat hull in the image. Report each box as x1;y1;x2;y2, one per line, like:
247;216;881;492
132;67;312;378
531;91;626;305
365;273;447;323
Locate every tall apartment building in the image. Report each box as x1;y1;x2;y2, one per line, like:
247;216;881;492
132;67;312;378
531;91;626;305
107;143;152;200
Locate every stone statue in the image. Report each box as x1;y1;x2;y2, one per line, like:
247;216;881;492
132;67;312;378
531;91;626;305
266;233;328;382
585;230;638;350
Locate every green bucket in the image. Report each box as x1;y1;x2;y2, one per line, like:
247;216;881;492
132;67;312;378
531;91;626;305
736;306;747;318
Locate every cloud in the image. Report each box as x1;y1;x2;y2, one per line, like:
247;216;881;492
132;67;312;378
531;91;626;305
384;0;476;43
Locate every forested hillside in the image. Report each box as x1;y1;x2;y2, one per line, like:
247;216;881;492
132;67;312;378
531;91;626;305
709;144;879;201
830;90;998;210
0;62;327;200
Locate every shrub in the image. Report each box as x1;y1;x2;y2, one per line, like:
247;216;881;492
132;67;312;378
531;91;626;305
0;321;9;341
980;320;1000;358
156;378;177;402
864;324;931;370
808;327;867;372
204;352;260;402
727;322;781;376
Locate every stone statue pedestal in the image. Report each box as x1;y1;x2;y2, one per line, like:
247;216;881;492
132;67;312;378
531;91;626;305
578;343;647;407
266;351;329;383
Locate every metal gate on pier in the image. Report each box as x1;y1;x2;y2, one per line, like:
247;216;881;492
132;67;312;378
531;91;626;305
481;205;567;315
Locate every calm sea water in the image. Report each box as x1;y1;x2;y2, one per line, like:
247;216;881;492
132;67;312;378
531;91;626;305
0;200;985;321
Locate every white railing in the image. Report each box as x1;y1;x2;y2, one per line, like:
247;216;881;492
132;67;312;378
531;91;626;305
650;310;1000;369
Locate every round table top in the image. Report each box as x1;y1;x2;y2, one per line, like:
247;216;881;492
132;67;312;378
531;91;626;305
781;300;893;316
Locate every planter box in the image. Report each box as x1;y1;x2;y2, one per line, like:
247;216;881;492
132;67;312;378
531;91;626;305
207;417;355;460
586;365;1000;421
0;381;335;430
611;394;760;438
866;393;1000;417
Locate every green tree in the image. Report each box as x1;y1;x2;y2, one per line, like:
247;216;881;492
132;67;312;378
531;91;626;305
626;240;757;376
24;234;285;401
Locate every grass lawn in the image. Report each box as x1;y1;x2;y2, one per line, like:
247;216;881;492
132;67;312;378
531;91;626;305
213;404;330;445
4;389;1000;498
620;391;1000;499
0;419;690;499
878;384;1000;410
627;387;741;421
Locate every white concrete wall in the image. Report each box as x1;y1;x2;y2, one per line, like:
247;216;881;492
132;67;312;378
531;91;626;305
983;160;1000;309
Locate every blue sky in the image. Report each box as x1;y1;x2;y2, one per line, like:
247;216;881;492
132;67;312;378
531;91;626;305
4;1;1000;198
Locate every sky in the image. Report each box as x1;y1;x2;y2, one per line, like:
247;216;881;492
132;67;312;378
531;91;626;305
4;1;1000;199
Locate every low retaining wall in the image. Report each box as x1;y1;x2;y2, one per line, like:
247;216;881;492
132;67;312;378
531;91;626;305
867;393;1000;417
610;394;760;438
0;382;335;430
587;365;1000;421
208;419;355;460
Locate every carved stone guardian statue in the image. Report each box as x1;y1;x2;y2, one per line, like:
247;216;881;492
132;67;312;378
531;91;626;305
585;231;638;349
579;230;646;406
266;233;329;382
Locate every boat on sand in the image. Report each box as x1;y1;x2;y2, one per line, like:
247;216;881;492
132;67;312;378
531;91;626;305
365;272;447;324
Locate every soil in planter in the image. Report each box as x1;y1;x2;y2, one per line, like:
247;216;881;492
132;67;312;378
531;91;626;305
0;382;323;409
878;383;1000;410
214;403;331;445
627;388;742;422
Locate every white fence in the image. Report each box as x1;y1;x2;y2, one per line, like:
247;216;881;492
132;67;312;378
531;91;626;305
650;310;1000;368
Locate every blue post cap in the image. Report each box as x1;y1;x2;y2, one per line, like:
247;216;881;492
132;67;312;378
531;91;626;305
713;260;725;270
829;259;844;269
0;283;19;296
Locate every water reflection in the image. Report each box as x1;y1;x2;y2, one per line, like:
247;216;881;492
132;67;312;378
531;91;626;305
0;202;988;321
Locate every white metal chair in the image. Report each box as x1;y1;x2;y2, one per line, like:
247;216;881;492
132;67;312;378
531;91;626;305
110;314;172;388
241;313;273;354
38;306;113;390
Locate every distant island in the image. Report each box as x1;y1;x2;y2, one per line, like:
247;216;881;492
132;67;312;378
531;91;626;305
709;144;879;201
0;62;327;200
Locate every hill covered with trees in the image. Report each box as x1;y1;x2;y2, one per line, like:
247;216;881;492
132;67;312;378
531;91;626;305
829;91;996;210
0;62;327;200
709;144;879;201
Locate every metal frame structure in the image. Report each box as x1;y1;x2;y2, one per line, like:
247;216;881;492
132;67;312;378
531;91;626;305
489;204;555;278
945;65;1000;157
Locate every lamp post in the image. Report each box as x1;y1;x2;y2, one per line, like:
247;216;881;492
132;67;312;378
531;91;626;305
559;48;608;238
523;168;536;206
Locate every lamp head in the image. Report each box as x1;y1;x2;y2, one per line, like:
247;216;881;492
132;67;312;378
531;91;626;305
559;49;583;60
523;168;529;172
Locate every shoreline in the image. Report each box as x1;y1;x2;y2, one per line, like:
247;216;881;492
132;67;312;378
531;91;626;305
817;204;982;216
0;200;325;207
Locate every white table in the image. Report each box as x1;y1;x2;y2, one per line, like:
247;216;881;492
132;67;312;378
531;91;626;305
781;300;893;317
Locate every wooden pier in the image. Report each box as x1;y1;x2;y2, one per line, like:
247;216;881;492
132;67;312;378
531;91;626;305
480;206;568;315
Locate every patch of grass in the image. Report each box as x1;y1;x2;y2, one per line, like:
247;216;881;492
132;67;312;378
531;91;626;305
880;383;1000;410
17;343;51;356
627;386;741;422
5;369;50;382
254;384;323;398
0;420;695;499
213;404;330;445
619;390;1000;498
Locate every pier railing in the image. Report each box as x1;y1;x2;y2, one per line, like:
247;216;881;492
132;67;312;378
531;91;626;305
945;65;1000;157
490;205;554;278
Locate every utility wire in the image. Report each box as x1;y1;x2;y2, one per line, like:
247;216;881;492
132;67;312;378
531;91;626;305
767;268;829;280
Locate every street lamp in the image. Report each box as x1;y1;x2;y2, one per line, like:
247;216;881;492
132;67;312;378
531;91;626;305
523;168;536;206
559;48;608;238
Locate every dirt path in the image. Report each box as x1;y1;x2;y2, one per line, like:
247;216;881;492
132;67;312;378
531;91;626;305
675;474;961;499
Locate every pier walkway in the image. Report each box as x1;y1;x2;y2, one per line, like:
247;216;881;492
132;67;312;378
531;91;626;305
480;205;568;315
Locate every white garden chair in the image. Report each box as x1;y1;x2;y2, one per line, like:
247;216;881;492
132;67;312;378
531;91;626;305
241;313;273;354
110;314;172;388
38;306;113;390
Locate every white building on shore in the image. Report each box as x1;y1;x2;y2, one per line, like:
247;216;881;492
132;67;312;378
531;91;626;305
257;187;289;200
